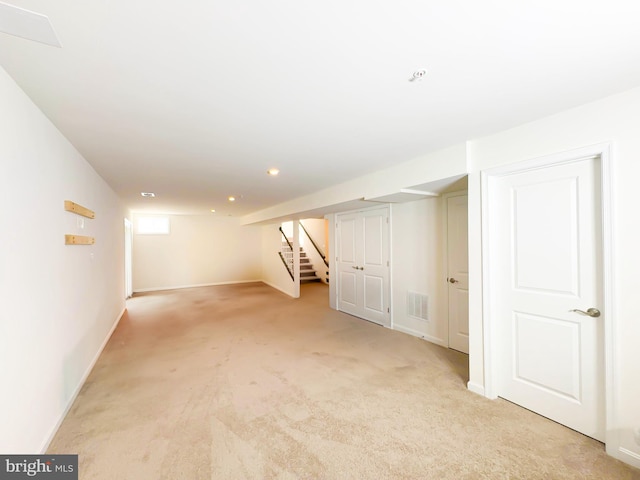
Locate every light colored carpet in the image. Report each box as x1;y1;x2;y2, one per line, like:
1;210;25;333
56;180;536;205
49;282;640;479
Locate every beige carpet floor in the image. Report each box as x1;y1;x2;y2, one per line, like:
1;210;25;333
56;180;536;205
49;282;640;479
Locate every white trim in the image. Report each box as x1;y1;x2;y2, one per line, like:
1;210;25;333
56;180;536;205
467;381;485;396
331;204;391;216
617;448;640;469
392;324;447;346
133;279;263;293
481;142;618;452
40;306;126;453
480;170;498;399
388;205;394;329
600;146;621;462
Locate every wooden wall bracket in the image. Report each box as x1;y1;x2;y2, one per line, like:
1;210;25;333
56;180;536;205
64;200;95;219
65;235;95;245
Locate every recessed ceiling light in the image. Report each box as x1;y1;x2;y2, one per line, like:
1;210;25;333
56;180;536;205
267;168;280;176
210;209;216;213
141;192;155;197
228;196;235;202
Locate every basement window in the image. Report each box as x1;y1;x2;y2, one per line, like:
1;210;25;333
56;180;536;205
137;216;170;235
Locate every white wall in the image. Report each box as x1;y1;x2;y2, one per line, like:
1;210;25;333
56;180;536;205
391;199;448;344
132;214;262;291
468;86;640;467
261;223;297;297
0;66;127;453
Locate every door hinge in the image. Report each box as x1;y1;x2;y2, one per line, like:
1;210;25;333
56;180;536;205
387;260;389;267
386;217;389;224
387;307;390;313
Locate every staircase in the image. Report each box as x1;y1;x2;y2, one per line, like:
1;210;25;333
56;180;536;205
300;248;321;283
280;224;329;284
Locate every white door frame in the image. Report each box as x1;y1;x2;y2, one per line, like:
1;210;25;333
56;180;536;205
481;143;618;452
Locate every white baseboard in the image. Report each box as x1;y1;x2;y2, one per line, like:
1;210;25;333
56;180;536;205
616;447;640;469
392;324;447;347
467;381;486;396
133;279;262;293
39;306;126;454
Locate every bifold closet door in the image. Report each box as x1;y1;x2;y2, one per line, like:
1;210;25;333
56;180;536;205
336;207;390;327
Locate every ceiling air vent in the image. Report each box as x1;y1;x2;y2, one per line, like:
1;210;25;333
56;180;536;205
0;2;62;47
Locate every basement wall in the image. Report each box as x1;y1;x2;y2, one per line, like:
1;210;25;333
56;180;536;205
0;66;127;453
390;199;447;344
468;85;640;467
132;214;262;292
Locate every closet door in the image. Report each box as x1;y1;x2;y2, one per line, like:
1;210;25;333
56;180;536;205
336;207;390;326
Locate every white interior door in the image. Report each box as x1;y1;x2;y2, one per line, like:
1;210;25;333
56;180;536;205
492;157;604;441
336;207;390;326
447;194;469;354
337;213;359;316
361;208;389;325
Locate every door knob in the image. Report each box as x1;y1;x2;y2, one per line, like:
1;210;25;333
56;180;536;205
448;278;458;284
570;308;601;318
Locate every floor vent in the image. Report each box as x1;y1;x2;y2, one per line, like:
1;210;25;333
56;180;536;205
407;291;429;321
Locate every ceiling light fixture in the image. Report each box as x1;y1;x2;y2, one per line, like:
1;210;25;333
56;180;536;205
409;68;428;82
228;196;235;202
210;209;216;213
141;192;155;197
267;168;280;176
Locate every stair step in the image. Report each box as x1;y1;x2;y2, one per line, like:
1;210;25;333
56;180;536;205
300;277;321;283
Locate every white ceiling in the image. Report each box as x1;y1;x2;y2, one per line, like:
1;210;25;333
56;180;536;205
2;0;640;216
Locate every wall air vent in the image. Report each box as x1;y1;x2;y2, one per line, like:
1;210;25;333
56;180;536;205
407;291;429;321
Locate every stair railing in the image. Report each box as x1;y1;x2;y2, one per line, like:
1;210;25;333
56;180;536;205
299;222;329;267
278;227;294;281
